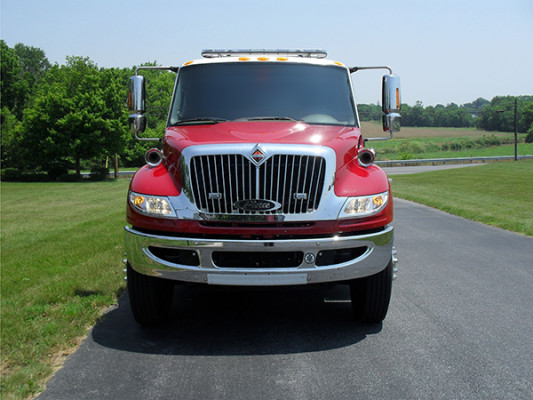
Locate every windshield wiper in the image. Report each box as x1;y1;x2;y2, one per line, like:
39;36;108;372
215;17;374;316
171;118;228;126
236;116;301;122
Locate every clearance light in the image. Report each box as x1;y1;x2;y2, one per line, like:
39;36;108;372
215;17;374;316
129;191;176;217
184;61;194;66
340;192;389;218
396;88;400;109
239;57;250;61
277;57;288;61
257;57;270;61
334;61;344;66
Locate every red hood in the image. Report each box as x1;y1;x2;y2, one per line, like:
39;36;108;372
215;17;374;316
131;121;389;201
163;121;361;171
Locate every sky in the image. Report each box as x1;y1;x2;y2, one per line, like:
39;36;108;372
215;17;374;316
1;0;532;106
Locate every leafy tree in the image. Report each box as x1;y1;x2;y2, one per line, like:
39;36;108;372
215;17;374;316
476;96;533;132
0;41;51;119
14;43;51;81
0;107;21;168
357;103;382;121
0;41;25;117
19;57;127;175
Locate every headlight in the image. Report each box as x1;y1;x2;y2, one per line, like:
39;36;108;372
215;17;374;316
129;191;176;217
340;191;389;218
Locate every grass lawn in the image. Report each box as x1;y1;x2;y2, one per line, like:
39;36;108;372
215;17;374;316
391;160;533;236
360;121;532;160
1;179;130;399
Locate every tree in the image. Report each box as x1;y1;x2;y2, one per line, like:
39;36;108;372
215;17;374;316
0;41;25;117
0;41;51;120
476;96;533;132
0;107;21;168
14;43;51;81
357;103;382;121
20;57;127;175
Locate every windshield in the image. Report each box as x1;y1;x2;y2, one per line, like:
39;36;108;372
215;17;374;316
169;62;357;126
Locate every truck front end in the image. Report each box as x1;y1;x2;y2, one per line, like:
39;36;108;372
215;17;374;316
124;49;400;326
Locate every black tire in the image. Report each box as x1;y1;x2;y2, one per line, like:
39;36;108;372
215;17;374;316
127;264;174;326
349;259;393;323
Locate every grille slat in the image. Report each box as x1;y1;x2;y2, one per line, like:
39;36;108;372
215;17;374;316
190;153;325;215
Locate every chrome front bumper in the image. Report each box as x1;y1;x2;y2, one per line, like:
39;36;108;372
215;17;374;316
125;225;394;286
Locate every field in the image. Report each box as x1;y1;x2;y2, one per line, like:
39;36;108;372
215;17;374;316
360;121;533;160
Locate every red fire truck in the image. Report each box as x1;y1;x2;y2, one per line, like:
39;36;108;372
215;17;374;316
125;49;401;325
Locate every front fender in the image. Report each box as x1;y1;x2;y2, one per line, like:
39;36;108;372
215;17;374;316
130;164;180;196
334;161;390;197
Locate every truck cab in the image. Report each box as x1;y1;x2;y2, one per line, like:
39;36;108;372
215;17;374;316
125;49;400;326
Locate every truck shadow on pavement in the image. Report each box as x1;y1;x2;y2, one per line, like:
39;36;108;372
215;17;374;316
92;284;383;356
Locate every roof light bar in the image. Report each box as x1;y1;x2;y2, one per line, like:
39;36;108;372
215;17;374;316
201;49;327;59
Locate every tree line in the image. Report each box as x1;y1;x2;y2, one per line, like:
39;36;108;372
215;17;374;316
1;41;533;180
1;41;174;179
359;97;533;134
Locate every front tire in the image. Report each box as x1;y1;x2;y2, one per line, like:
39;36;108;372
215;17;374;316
349;260;393;323
127;264;174;326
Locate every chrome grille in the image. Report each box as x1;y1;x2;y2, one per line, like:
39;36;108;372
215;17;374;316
190;154;326;214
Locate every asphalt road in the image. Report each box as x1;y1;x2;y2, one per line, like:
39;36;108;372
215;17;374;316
37;199;533;400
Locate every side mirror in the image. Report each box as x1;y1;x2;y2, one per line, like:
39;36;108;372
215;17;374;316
382;74;401;134
128;76;146;134
382;74;401;114
382;113;401;133
128;76;146;113
129;114;147;134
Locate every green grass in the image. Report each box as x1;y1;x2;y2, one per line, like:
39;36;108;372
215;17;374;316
359;121;532;160
379;142;533;161
1;180;130;399
391;160;533;236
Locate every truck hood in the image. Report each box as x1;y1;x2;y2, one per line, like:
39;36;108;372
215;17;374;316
164;121;361;171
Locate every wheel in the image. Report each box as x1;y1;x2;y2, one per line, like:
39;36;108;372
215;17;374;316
127;264;174;326
349;259;393;323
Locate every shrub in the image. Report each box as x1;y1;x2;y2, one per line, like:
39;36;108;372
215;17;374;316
89;161;110;181
1;168;49;182
398;142;423;154
399;152;414;160
526;126;533;143
47;162;69;180
1;168;23;181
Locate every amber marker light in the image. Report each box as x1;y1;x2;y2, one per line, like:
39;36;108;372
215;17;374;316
133;195;145;207
257;57;270;61
239;57;250;61
334;61;343;66
184;61;194;66
277;57;288;61
396;88;400;109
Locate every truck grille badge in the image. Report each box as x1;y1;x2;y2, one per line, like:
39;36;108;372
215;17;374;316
250;145;266;165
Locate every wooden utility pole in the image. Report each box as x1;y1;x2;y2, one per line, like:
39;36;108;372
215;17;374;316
513;98;518;161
